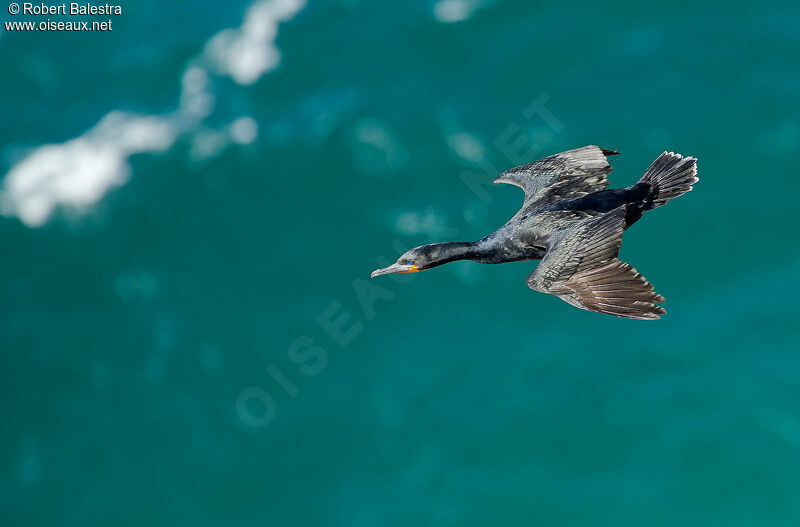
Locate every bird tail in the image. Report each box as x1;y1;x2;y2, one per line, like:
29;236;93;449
638;151;699;209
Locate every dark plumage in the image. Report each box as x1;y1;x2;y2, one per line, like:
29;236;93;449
371;146;698;319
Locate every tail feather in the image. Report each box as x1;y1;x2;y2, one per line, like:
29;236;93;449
639;151;698;208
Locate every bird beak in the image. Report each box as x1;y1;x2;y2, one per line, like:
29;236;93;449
371;263;419;277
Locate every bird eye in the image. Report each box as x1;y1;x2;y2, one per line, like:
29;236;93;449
405;260;413;265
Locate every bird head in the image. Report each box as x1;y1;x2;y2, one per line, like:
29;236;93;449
370;246;436;277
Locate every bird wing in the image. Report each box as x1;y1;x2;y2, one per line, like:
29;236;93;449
526;206;666;320
493;145;617;208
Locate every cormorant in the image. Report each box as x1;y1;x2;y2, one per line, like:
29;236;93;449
371;146;698;320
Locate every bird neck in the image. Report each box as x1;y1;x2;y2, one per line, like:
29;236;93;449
421;241;491;268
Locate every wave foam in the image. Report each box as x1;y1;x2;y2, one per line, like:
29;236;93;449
433;0;489;23
1;0;305;227
204;0;306;85
1;113;176;227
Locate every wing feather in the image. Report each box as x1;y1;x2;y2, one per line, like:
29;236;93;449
527;206;666;320
493;145;618;208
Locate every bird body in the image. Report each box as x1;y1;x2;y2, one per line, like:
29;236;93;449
371;146;698;320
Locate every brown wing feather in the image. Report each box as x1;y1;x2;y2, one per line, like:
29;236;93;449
550;260;666;320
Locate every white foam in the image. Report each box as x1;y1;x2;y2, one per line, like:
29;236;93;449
1;112;176;227
204;0;306;85
1;0;307;227
433;0;487;23
230;116;259;145
446;132;485;162
188;117;259;163
179;65;216;122
392;207;457;240
189;128;230;163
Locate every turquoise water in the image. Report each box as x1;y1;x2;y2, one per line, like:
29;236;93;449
2;1;800;525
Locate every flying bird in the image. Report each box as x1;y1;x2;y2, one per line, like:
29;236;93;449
371;146;698;319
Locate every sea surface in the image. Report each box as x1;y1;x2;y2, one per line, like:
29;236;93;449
2;1;800;525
